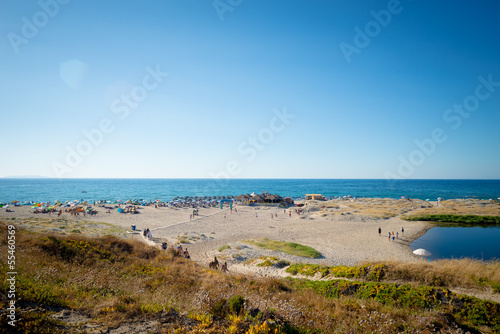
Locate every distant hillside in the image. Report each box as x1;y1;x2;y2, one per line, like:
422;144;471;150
2;175;51;179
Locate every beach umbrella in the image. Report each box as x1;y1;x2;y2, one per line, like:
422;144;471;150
413;248;432;262
413;248;431;256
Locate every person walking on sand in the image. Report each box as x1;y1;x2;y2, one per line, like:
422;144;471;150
401;227;404;236
388;232;391;241
396;232;399;239
256;213;258;218
378;227;381;236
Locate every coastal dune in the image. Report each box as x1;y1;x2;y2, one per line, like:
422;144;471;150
0;198;443;276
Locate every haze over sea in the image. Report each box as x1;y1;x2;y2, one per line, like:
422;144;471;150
1;178;499;203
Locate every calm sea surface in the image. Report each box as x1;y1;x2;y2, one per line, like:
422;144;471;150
0;179;499;203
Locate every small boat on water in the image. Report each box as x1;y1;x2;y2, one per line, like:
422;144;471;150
81;191;87;193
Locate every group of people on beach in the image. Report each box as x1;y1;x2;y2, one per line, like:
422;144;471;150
378;226;404;241
175;244;190;259
209;256;228;272
143;228;153;240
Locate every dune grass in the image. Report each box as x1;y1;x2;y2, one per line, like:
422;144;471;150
245;237;321;258
401;214;500;225
407;199;500;216
286;259;500;292
1;220;499;333
218;245;231;252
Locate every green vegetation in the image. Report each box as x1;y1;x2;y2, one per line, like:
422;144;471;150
1;220;499;333
228;295;245;315
290;279;500;332
245;238;321;258
286;263;386;281
286;260;500;293
256;256;290;268
218;244;231;252
402;214;500;225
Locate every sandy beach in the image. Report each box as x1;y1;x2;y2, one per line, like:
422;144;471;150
3;197;500;279
0;198;455;275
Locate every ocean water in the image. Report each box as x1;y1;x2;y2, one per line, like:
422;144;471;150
0;178;499;203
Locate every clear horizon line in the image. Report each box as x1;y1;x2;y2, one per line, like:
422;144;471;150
2;176;500;181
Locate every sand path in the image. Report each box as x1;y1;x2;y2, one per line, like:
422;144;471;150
0;203;430;270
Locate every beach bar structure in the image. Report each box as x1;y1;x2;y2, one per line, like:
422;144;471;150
305;194;323;200
235;192;284;205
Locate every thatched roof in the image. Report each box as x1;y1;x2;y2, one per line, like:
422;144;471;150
265;194;281;201
250;194;264;201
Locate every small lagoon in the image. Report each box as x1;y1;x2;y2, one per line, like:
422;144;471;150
410;226;500;261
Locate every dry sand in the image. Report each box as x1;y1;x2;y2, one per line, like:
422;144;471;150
0;198;447;277
3;198;499;279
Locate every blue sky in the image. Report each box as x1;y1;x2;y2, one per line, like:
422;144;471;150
1;0;499;179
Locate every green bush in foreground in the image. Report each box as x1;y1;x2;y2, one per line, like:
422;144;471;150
290;278;500;332
228;295;245;315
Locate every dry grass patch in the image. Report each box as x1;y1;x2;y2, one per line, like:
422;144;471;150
308;198;434;219
308;198;500;220
409;199;500;216
361;259;500;291
0;217;128;237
